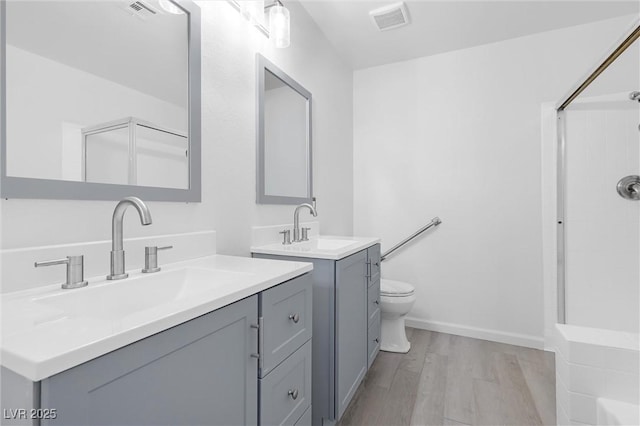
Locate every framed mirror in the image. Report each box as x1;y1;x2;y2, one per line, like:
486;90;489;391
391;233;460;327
0;0;201;201
256;54;312;205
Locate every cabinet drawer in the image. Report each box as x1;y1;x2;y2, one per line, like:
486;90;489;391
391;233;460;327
295;405;311;426
368;279;380;326
259;340;312;426
260;273;313;376
367;311;380;369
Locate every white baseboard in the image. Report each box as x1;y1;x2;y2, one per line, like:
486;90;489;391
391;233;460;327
405;317;545;350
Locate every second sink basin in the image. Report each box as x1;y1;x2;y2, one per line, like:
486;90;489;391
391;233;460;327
312;239;357;250
32;267;253;320
251;235;381;260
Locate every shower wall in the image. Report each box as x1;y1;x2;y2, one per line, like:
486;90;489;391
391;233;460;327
564;94;640;333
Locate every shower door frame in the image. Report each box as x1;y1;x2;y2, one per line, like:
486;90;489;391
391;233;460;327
555;21;640;324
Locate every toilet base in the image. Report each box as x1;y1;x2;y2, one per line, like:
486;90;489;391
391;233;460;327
380;315;411;353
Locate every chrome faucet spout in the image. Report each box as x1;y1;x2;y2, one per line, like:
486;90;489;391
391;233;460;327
108;197;152;280
293;203;317;243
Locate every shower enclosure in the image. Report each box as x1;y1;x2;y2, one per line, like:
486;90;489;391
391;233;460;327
554;21;640;426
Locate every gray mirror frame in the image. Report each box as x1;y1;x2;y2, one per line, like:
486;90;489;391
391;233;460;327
0;0;201;202
256;54;313;205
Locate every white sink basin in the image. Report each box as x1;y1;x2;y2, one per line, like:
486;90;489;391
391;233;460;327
1;255;313;382
313;239;357;250
32;267;252;320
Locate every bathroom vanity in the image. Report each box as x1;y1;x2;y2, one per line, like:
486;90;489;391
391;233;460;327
252;235;381;426
0;255;313;426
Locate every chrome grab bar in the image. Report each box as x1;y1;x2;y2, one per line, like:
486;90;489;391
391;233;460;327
380;217;442;261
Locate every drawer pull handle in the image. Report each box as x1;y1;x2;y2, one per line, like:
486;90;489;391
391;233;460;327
288;389;299;400
288;313;300;324
250;353;260;359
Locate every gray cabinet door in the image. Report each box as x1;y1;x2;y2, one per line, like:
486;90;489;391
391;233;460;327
335;250;368;420
367;311;381;369
367;244;381;286
41;296;259;426
368;279;380;325
260;274;313;377
366;244;381;369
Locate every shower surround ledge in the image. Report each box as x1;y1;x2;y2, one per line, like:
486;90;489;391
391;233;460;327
554;324;640;425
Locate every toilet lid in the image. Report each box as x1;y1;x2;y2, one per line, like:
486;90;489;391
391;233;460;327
380;279;415;296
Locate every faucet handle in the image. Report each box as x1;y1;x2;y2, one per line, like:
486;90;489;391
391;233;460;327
35;255;88;289
301;227;311;241
279;230;292;245
142;245;173;273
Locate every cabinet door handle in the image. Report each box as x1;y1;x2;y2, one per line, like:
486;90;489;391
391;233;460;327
288;313;300;324
374;300;379;305
288;389;299;400
374;338;379;343
250;319;263;372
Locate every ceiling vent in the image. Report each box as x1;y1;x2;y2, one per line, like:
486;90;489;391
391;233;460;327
369;2;410;31
121;0;158;20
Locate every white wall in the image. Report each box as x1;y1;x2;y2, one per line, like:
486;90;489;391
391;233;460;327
6;44;188;181
1;2;353;270
353;15;639;347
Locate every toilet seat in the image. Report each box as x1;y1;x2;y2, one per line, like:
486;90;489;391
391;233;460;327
380;279;415;297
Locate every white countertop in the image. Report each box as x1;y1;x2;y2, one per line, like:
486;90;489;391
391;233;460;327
0;255;312;381
251;235;381;260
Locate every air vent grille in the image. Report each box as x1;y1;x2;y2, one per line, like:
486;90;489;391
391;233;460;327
369;2;410;31
121;0;158;20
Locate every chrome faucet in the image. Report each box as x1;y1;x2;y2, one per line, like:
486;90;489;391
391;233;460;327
107;197;152;280
293;198;317;242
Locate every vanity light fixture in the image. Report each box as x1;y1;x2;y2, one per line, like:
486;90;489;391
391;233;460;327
240;0;265;26
230;0;290;48
267;0;290;48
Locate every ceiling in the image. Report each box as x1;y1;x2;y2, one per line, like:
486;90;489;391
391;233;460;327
6;0;188;107
298;1;640;69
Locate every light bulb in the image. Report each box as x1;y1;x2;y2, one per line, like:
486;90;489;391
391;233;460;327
269;4;290;48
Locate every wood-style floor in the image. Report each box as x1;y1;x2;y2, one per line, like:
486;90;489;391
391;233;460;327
338;328;556;426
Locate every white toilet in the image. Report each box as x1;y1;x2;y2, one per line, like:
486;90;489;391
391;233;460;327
379;279;416;353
